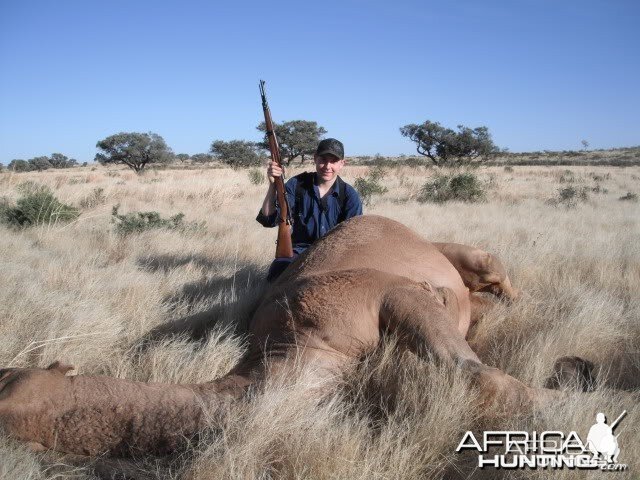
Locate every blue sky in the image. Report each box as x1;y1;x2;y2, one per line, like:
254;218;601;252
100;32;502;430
1;0;638;163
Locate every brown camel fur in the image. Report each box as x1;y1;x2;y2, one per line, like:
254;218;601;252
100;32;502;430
0;215;566;457
432;241;520;330
432;242;520;300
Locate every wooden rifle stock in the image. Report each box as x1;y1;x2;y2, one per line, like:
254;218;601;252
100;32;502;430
259;80;294;258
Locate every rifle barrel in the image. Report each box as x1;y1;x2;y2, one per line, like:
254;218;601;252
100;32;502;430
610;410;627;431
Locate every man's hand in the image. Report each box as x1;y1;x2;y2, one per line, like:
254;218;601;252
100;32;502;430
267;161;284;184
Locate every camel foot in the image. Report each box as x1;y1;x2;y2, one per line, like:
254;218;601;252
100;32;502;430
479;278;520;302
461;360;566;414
468;293;496;332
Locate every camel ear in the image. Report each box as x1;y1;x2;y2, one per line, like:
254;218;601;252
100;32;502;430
418;281;435;294
46;361;75;376
435;286;453;306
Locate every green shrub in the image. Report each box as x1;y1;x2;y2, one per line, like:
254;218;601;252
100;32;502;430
417;174;450;203
559;170;575;183
68;176;85;185
549;186;589;208
16;181;47;195
618;192;638;202
400;156;426;168
559;186;588;203
79;187;107;209
0;197;11;220
1;188;80;228
248;168;265;185
111;205;204;235
417;172;487;203
354;166;388;206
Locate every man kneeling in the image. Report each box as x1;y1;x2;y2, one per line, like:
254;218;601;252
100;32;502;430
256;138;362;281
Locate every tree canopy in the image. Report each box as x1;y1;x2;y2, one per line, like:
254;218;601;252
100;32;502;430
400;121;499;166
49;153;78;168
95;132;172;173
7;154;79;172
257;120;327;165
210;140;261;168
28;156;53;171
190;153;215;164
8;159;31;172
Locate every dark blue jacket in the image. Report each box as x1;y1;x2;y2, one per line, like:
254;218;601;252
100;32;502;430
256;172;363;255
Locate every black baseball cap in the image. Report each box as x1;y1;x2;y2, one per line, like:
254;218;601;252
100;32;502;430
315;138;344;160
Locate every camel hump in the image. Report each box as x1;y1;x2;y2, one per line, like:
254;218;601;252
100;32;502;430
46;361;75;376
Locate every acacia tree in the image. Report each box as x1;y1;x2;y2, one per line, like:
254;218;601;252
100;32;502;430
257;120;327;165
210;140;260;168
8;159;32;172
95;132;172;173
49;153;78;168
190;153;215;163
400;121;498;166
28;156;53;171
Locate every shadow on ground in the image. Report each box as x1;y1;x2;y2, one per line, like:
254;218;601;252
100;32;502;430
135;254;267;348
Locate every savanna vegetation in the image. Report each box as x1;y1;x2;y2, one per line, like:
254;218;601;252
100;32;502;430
2;118;505;174
0;159;638;479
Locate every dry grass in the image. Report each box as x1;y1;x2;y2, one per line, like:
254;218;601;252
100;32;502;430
0;163;639;479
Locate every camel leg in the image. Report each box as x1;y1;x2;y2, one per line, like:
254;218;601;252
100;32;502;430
434;242;519;300
380;281;563;411
478;272;519;300
0;349;346;458
0;363;255;456
240;339;353;400
468;293;496;331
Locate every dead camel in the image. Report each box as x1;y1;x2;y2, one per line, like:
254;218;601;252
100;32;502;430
1;215;566;457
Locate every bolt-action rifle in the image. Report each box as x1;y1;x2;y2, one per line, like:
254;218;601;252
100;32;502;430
259;80;294;258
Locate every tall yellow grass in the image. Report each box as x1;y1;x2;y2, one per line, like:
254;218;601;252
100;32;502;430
0;163;638;479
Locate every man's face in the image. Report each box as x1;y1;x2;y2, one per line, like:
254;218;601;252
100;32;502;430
314;154;345;182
